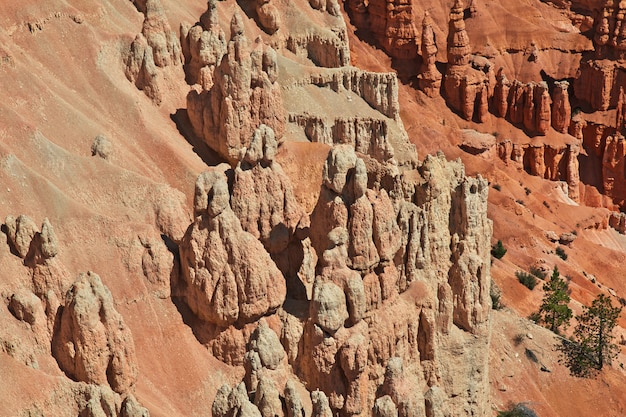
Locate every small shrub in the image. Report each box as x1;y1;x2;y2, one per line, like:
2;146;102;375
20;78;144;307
516;199;525;205
619;297;626;307
491;240;507;259
513;333;526;346
493;131;500;138
528;312;541;323
498;403;538;417
529;266;547;280
524;187;531;196
556;246;568;260
543;201;550;209
491;290;502;310
516;271;538;290
493;183;502;191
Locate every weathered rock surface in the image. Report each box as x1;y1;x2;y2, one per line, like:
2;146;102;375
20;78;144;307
52;271;138;394
443;1;492;122
231;125;313;294
125;0;182;104
186;16;286;163
367;0;418;59
552;81;572;133
180;0;226;90
179;170;286;326
418;12;442;98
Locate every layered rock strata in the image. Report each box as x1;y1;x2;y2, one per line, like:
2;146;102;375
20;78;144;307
287;114;395;162
496;140;580;202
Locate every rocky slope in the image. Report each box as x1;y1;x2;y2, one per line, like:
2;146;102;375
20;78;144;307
2;0;626;416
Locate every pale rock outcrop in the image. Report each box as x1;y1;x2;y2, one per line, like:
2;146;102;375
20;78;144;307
141;0;182;68
310;0;341;16
187;16;286;163
552;81;571;133
179;171;286;326
285;380;305;417
213;382;263;417
180;0;227;90
126;33;162;104
249;319;286;370
121;394;150;417
310;279;349;334
254;377;284;417
348;159;379;271
125;0;182;104
374;396;398;417
287;114;396;162
311;390;333;417
381;357;425;417
52;271;138;394
5;215;38;259
418;12;442;97
8;289;44;326
286;29;351;68
301;68;401;122
91;135;113;160
231;125;313;294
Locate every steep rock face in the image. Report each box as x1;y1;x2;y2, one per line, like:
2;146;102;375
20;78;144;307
302;69;401;121
186;15;286;163
574;59;623;111
418;12;442;98
496;141;580;202
52;272;138;394
179;170;286;326
288;114;395;162
125;0;182;104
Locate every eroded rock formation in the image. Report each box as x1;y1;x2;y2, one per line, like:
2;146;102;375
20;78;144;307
178;170;286;326
52;271;138;394
443;0;492;122
180;0;226;90
125;0;182;104
418;12;442;97
186;14;286;163
367;0;418;59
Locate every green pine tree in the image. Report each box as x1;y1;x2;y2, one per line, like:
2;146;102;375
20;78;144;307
557;293;622;377
536;266;572;333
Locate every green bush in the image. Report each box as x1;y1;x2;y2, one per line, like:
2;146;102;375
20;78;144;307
529;266;547;280
498;403;538;417
516;271;538;290
556;246;568;260
491;240;507;259
493;184;502;191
